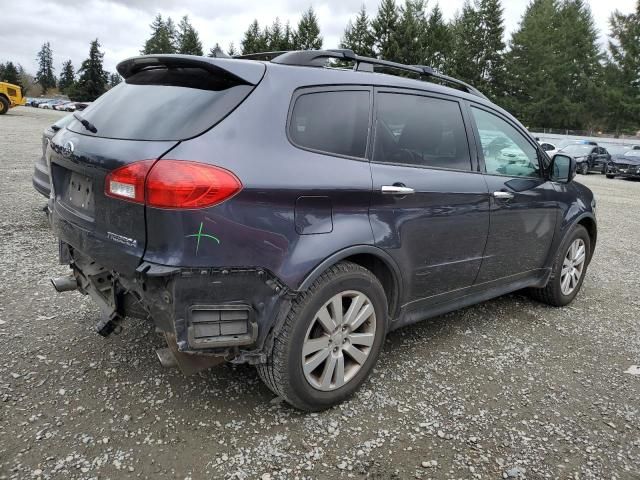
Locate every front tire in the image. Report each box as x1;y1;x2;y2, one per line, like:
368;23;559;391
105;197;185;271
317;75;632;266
606;173;616;179
257;262;387;411
579;163;589;175
529;225;590;307
0;96;9;115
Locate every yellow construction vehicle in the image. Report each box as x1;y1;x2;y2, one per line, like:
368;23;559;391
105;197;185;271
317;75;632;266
0;81;26;114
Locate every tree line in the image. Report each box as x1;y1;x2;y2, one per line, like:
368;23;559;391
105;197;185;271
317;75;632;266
143;0;639;133
237;0;639;134
1;0;637;132
1;39;120;102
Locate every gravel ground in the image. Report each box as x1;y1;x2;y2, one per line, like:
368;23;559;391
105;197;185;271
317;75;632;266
1;106;639;480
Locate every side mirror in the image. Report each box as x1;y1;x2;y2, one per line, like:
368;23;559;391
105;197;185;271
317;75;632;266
550;154;575;183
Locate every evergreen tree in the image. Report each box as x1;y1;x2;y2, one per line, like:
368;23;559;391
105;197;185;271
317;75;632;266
108;73;122;88
477;0;506;99
449;2;483;86
340;6;376;57
74;39;108;101
423;4;453;72
142;14;176;54
266;18;281;50
166;17;179;51
503;0;563;127
283;22;296;50
228;42;239;56
555;0;603;129
17;65;34;95
371;0;400;60
1;61;20;85
448;0;506;101
177;15;203;55
503;0;603;129
266;18;295;50
35;42;56;93
58;60;75;94
603;0;639;133
241;20;268;54
395;0;429;65
208;43;227;57
294;7;323;50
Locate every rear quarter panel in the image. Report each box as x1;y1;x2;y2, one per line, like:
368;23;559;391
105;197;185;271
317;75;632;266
142;65;376;289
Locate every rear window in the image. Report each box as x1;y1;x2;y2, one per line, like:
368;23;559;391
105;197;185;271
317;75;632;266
68;67;253;141
289;90;370;158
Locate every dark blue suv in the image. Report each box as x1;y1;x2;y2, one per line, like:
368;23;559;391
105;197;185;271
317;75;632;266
47;50;597;411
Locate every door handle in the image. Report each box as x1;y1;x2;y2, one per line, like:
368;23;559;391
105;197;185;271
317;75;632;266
493;191;514;200
381;185;415;195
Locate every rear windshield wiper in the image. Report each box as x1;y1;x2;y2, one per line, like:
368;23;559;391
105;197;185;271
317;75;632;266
73;112;98;134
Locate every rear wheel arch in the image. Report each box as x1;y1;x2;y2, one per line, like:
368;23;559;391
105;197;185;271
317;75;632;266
297;246;402;320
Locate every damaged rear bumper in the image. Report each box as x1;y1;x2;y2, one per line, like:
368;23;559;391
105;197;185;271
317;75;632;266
61;243;290;364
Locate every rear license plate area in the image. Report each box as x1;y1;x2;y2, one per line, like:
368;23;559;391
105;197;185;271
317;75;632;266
57;169;95;218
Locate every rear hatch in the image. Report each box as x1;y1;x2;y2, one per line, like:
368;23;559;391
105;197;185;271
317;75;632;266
48;55;265;275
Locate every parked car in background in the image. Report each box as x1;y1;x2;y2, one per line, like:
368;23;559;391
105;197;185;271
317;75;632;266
39;99;69;109
29;98;50;107
47;51;597;411
53;101;78;112
537;140;557;155
606;150;640;179
74;102;92;111
33;114;74;198
558;144;610;174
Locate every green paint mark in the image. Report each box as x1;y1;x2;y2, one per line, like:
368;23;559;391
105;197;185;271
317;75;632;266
186;221;220;255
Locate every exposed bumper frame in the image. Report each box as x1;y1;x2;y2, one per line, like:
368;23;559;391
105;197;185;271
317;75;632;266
64;243;291;364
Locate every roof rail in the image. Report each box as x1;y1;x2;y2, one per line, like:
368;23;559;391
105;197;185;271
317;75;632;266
240;49;487;99
234;51;290;61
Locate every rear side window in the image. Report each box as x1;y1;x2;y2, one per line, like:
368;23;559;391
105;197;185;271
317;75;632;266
67;67;254;141
373;92;471;170
289;90;370;158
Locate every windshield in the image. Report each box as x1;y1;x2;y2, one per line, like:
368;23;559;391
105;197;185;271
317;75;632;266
607;145;632;155
560;144;592;155
624;151;640;158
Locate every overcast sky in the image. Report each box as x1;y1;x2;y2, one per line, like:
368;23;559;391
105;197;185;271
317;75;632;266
2;0;637;75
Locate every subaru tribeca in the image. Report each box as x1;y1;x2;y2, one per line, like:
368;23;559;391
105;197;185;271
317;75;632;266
47;50;597;411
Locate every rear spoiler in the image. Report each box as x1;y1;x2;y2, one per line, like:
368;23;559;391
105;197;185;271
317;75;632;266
116;55;266;86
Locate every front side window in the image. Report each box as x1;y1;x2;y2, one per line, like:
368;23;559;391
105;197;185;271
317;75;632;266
289;90;370;158
471;107;540;178
373;92;472;170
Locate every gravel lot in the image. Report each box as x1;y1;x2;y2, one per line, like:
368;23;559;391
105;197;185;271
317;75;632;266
1;106;639;480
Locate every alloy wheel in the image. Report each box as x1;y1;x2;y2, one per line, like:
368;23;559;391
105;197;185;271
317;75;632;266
560;238;586;295
301;290;377;391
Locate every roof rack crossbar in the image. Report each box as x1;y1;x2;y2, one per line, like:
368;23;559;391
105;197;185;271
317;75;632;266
252;49;486;99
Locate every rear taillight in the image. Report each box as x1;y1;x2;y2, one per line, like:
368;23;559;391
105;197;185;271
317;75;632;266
105;160;154;203
105;160;242;209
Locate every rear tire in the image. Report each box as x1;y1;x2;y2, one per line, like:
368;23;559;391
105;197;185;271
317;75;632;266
529;225;590;307
0;96;8;115
257;262;387;411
